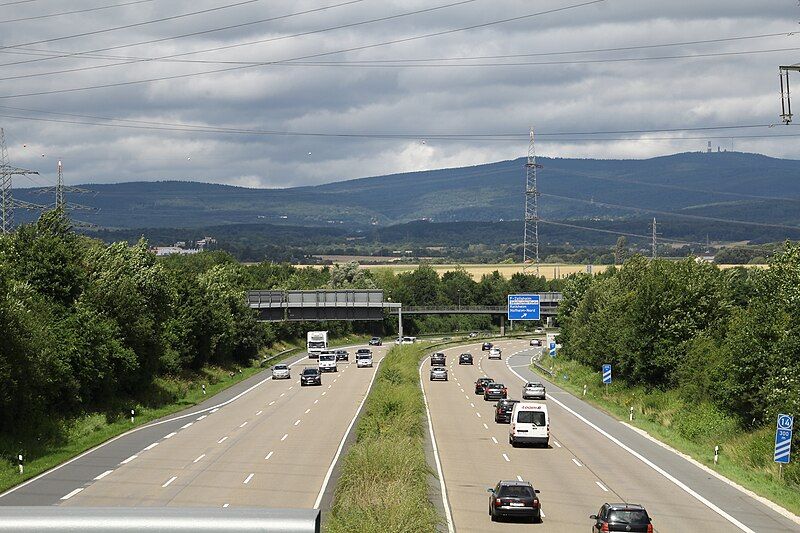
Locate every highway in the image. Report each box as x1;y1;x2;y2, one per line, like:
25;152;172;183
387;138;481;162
0;343;386;509
422;339;800;533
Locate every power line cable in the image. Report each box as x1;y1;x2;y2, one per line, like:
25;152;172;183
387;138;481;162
0;0;42;6
0;0;158;24
0;0;606;99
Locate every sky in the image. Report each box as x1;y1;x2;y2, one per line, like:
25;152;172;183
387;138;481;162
1;0;799;189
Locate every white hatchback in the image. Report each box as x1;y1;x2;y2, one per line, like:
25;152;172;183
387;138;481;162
356;352;373;368
488;347;502;360
271;364;290;380
509;402;549;447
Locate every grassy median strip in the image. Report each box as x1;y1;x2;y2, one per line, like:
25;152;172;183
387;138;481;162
326;344;439;533
0;334;366;495
532;358;800;517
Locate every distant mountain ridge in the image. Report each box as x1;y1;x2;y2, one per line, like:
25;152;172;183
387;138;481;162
14;151;800;229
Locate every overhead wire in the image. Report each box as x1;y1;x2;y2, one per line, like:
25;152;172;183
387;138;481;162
0;0;158;24
0;0;607;99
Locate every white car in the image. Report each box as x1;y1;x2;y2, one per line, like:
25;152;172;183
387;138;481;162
356;350;373;368
395;336;417;345
488;347;502;360
509;402;549;447
522;382;546;400
318;352;338;372
271;364;290;379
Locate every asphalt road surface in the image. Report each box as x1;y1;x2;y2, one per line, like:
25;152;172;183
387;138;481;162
421;339;800;533
0;343;387;509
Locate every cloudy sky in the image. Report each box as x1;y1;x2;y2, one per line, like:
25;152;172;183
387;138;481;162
1;0;799;188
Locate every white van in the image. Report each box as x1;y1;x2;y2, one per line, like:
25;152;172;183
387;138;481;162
318;351;338;373
509;402;549;447
356;350;373;368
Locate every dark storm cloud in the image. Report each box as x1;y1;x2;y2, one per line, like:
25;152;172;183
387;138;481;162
0;0;798;188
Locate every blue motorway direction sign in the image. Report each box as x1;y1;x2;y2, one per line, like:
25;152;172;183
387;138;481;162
602;364;612;384
774;414;793;464
507;294;540;321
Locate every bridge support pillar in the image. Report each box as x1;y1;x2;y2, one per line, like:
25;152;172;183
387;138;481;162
500;315;505;337
398;306;403;341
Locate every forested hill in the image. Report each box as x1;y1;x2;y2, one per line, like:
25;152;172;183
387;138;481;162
14;151;800;229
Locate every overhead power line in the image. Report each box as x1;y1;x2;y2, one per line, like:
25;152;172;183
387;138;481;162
0;0;158;24
0;0;606;99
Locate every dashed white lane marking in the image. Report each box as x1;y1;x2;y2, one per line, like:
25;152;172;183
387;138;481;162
314;399;319;404
465;394;469;400
217;436;228;444
222;503;229;508
180;422;193;429
143;442;159;451
162;476;177;488
269;401;276;406
322;391;327;396
502;453;511;462
196;415;207;421
460;388;464;393
305;408;311;414
239;422;248;428
476;412;482;418
120;455;137;465
265;451;274;460
596;481;609;492
491;437;498;444
328;385;332;389
60;488;84;500
553;440;562;448
288;386;293;390
541;510;546;518
294;419;301;426
164;432;177;439
94;470;113;480
483;423;489;429
572;458;583;467
281;433;288;441
516;475;524;482
470;403;475;408
256;410;263;416
211;408;219;413
280;393;285;397
193;454;205;463
243;473;254;484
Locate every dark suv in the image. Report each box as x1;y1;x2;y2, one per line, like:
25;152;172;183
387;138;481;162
488;480;541;523
590;503;652;532
483;382;507;401
459;353;473;365
475;377;494;394
334;349;349;361
431;352;446;366
300;367;322;386
494;399;519;423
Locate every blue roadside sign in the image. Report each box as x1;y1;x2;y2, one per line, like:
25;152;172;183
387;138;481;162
549;342;557;357
507;294;540;321
602;364;612;384
774;414;793;464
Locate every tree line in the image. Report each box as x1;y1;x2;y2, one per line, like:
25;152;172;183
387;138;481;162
557;245;800;425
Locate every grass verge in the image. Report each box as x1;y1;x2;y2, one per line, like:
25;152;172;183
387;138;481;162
326;344;439;533
0;334;367;495
532;358;800;517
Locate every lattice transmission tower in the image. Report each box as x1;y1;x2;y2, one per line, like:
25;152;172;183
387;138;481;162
0;128;41;234
523;127;543;274
34;159;95;222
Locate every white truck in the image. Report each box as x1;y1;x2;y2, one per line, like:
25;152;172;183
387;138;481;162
307;331;328;359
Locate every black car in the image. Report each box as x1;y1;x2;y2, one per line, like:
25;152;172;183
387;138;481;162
475;377;494;394
488;480;541;523
431;352;446;366
300;367;322;386
482;342;493;351
334;349;349;361
459;353;473;365
494;399;519;423
484;382;507;401
369;337;382;346
591;504;652;532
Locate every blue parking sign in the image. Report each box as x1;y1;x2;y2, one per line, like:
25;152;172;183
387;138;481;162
602;364;612;384
774;414;793;464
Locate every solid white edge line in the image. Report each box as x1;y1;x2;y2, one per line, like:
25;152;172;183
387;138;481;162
312;355;384;510
0;345;332;500
505;354;756;533
60;487;84;500
419;356;456;533
93;470;113;481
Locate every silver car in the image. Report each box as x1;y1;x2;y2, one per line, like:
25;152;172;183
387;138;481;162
272;364;291;379
522;382;546;400
430;367;448;381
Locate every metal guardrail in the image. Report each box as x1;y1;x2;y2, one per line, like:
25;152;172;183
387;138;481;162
0;508;320;532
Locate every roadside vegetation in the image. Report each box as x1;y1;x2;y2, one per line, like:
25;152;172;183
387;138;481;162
550;245;800;513
326;344;439;533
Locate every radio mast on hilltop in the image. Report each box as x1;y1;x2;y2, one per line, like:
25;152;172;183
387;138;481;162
523;127;542;275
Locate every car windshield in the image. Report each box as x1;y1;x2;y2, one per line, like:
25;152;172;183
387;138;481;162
608;510;649;525
308;341;325;348
357;353;371;358
274;365;287;370
488;383;504;389
497;485;534;498
319;355;335;361
517;411;546;425
302;369;318;375
527;383;543;388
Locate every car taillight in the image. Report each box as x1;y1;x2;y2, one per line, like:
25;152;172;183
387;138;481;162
502;388;507;394
532;499;539;508
600;522;609;532
494;499;502;507
647;525;653;533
